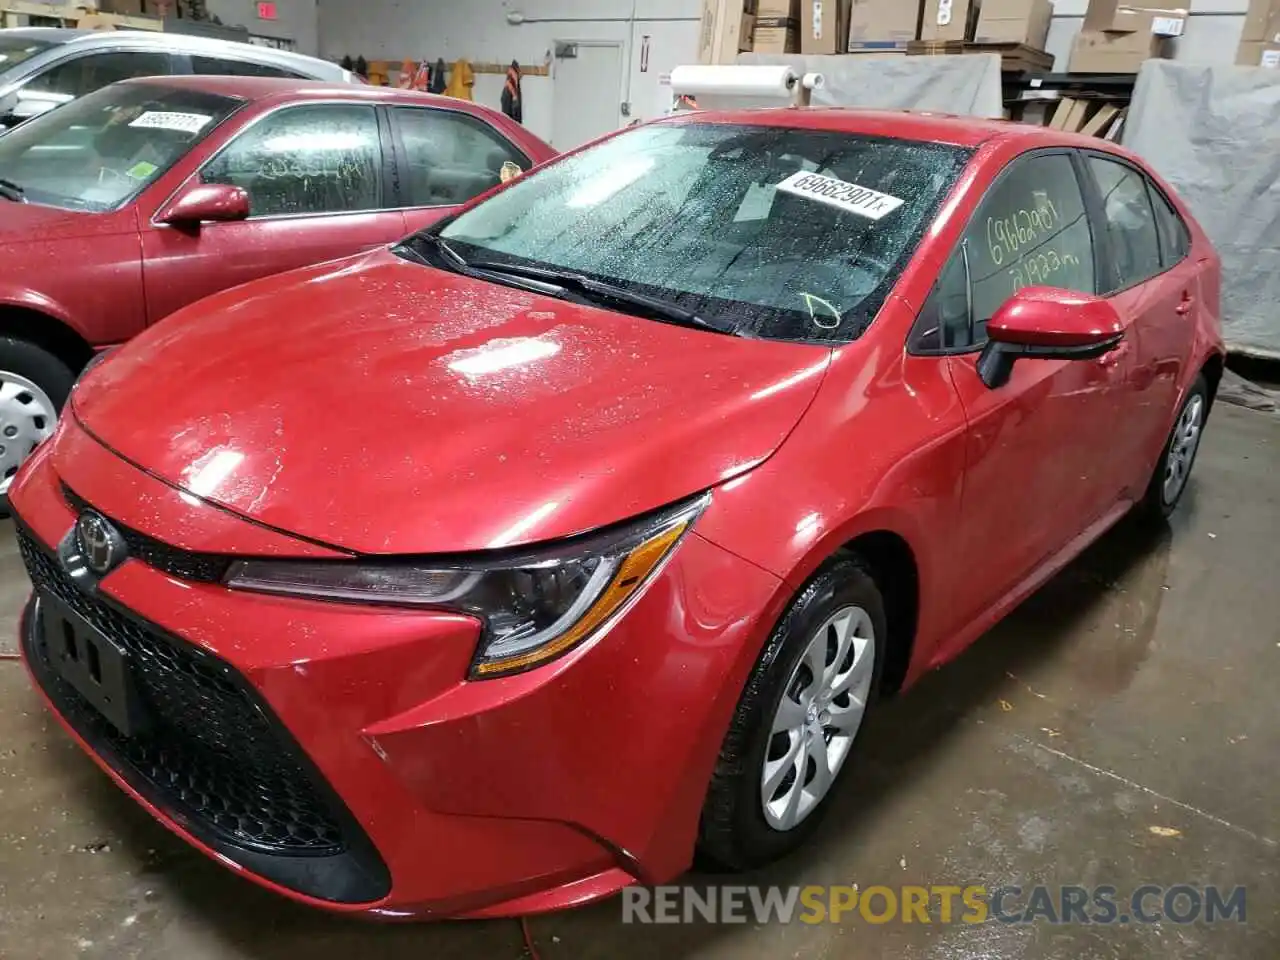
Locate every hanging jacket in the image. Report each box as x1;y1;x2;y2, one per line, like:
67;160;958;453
412;60;431;91
398;58;415;88
429;57;447;95
500;59;523;123
444;58;475;101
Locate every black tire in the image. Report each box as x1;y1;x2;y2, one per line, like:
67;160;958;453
0;337;75;491
1137;375;1209;522
697;556;887;871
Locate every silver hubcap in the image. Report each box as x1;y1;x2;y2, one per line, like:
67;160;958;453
1163;394;1204;504
761;605;876;831
0;371;56;495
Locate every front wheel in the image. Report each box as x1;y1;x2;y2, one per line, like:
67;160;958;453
1138;375;1209;521
0;338;74;497
697;557;886;871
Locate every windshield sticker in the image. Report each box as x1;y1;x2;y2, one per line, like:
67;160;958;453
126;160;158;180
127;111;214;134
776;171;905;221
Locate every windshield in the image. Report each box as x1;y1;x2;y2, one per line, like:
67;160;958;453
433;121;970;343
0;36;56;74
0;82;241;211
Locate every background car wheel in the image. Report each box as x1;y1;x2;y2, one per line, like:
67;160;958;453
697;556;887;871
1138;374;1209;522
0;338;74;498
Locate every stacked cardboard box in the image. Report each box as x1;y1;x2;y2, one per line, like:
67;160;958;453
1237;0;1280;67
699;0;759;63
754;0;801;53
1068;1;1186;73
975;0;1052;47
799;0;851;54
846;0;921;54
920;0;983;42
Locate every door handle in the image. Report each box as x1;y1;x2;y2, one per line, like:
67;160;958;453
1176;293;1195;316
1097;340;1131;368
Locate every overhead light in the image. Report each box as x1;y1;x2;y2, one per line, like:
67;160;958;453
506;11;525;24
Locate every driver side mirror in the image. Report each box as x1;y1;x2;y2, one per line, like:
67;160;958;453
157;182;250;227
977;286;1124;390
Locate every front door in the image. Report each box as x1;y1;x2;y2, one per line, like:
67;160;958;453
551;42;623;150
141;102;405;324
916;150;1133;634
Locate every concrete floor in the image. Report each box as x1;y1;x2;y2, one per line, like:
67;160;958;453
0;404;1276;960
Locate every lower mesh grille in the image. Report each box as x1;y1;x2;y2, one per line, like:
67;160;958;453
17;523;391;902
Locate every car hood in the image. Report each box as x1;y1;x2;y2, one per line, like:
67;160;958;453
0;201;109;242
73;250;831;555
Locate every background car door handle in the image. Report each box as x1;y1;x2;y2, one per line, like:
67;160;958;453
1176;293;1195;316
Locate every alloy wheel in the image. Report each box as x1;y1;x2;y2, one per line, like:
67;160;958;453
1163;393;1204;505
761;605;876;831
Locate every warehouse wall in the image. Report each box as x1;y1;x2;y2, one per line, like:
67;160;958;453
205;0;320;55
317;0;703;144
1046;0;1251;70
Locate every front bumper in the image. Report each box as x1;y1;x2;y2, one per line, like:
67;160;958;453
10;421;784;917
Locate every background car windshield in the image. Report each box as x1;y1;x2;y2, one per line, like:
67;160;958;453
439;122;970;342
0;35;56;73
0;83;240;212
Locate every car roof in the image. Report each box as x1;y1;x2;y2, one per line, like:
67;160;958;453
675;106;1113;151
125;74;480;108
0;27;88;43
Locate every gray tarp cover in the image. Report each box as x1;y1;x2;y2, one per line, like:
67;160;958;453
736;52;1004;118
1127;61;1280;359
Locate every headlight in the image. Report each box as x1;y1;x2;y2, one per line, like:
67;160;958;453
224;494;709;678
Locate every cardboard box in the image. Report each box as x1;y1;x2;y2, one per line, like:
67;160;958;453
801;0;851;54
1237;40;1280;67
975;0;1051;47
1068;27;1170;72
847;39;913;53
753;17;800;52
847;0;921;45
99;0;149;13
740;12;757;49
1082;0;1185;35
757;0;799;16
1241;0;1280;42
699;0;754;63
921;0;982;42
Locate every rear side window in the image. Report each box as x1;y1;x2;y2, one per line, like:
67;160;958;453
1150;185;1190;268
191;56;305;79
393;107;527;207
913;151;1096;352
1088;156;1162;292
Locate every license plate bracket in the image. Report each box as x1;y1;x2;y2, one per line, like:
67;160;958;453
39;592;149;737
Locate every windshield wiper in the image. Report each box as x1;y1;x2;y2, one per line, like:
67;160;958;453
462;258;725;334
0;177;25;202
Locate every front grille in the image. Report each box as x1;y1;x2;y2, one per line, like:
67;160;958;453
61;484;231;583
19;530;343;852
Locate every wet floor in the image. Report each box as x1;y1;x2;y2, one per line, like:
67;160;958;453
0;404;1276;959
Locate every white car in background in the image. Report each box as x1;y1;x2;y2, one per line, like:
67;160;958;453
0;27;356;128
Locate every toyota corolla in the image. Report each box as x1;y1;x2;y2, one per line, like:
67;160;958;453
10;108;1224;918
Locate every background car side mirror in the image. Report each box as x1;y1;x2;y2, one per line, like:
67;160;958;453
977;286;1124;390
157;182;250;227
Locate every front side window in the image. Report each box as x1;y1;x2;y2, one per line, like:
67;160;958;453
394;107;527;207
0;82;240;211
1150;183;1190;269
915;152;1096;351
0;35;57;72
428;122;970;343
201;104;383;217
24;51;171;101
1088;156;1162;291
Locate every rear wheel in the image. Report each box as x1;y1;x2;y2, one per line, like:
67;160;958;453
697;557;886;870
0;338;74;497
1138;375;1209;521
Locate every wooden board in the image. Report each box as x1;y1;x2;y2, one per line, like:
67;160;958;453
907;40;1054;74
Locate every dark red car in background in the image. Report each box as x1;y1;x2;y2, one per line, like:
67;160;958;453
0;75;554;496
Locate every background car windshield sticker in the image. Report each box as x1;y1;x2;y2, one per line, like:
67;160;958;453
776;171;904;221
126;160;158;180
127;111;214;135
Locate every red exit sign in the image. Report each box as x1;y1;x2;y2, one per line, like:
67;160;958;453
256;1;278;20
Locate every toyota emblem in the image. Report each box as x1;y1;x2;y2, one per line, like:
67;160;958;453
76;511;124;576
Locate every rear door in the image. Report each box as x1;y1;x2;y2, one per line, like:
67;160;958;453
140;101;405;324
910;149;1133;633
389;104;534;233
1080;153;1198;491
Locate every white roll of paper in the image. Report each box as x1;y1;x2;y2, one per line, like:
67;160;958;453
670;64;800;101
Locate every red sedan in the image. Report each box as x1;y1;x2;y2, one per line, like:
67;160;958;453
10;108;1223;918
0;75;554;495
